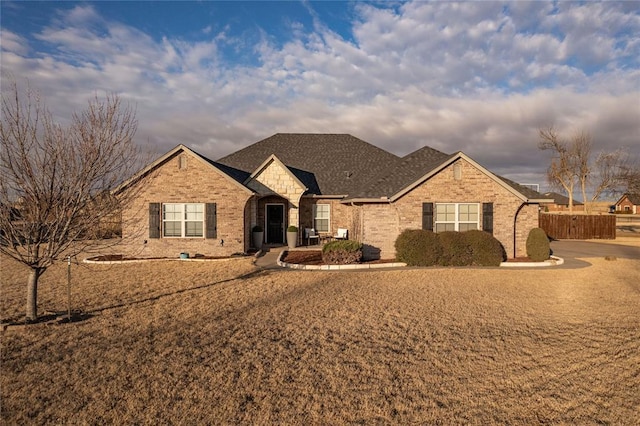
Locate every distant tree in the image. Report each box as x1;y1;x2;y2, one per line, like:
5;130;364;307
538;127;579;213
618;160;640;196
0;80;148;322
538;127;631;213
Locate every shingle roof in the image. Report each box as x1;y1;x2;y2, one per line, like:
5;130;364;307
497;176;549;200
627;193;640;205
215;133;549;202
541;192;583;206
217;133;400;195
352;146;453;198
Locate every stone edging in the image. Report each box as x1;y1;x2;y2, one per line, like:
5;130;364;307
277;251;407;270
278;251;564;270
499;255;564;268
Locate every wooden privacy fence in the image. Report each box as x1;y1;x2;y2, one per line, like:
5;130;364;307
539;213;616;240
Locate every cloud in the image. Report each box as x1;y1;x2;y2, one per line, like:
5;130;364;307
1;1;638;193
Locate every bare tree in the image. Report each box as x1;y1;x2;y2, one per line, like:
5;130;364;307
538;127;579;213
538;127;631;213
1;81;148;322
618;160;640;195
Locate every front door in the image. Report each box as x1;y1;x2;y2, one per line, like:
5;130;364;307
266;204;284;244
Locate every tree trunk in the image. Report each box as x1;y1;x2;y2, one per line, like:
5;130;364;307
26;268;44;322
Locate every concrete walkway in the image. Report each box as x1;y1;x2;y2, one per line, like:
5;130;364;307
254;245;287;269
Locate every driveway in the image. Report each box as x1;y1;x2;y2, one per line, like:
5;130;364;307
551;240;640;268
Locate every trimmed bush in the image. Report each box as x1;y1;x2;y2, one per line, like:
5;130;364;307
438;231;473;266
287;225;298;233
526;227;550;261
394;229;442;266
464;230;506;266
322;240;363;264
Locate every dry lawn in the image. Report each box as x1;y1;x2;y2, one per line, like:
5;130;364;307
1;253;639;424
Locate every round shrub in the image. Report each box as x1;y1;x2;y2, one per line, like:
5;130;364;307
394;229;442;266
526;227;550;261
463;230;506;266
437;231;473;266
322;240;363;264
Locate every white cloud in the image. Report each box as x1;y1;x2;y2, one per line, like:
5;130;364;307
1;1;638;194
0;30;30;56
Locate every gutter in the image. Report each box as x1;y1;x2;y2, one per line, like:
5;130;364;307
513;202;527;259
340;197;391;204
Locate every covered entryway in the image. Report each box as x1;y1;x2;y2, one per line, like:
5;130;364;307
266;203;285;244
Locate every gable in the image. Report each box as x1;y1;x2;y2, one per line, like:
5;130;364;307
116;144;253;196
345;149;551;204
617;193;640;206
245;155;307;205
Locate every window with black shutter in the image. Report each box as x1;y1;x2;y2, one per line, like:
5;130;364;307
149;203;161;238
483;202;494;234
205;203;217;239
422;202;434;231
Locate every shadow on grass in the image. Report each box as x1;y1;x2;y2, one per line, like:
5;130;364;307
87;268;274;315
2;310;95;327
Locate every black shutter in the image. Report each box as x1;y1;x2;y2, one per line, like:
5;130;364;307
149;203;161;238
483;202;494;234
206;203;217;239
422;203;434;231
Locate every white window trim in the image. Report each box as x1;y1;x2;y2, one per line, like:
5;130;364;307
162;203;204;238
313;204;331;233
434;203;480;232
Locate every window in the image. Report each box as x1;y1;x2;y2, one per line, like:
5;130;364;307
313;204;330;233
163;203;204;237
435;203;479;232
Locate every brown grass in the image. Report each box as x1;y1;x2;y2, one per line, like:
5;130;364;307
2;254;639;424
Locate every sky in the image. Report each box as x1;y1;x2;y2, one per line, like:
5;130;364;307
1;0;639;194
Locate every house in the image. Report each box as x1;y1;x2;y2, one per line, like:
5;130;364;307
614;193;640;214
119;134;551;260
541;192;584;212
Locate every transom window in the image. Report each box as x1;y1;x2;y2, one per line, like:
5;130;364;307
435;203;479;232
163;203;204;237
313;204;330;233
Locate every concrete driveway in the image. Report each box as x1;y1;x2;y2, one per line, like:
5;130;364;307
550;240;640;268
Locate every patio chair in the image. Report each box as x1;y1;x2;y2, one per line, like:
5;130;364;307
334;228;348;240
305;228;320;245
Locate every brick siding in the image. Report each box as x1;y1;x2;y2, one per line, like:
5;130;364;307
121;151;253;258
358;159;537;259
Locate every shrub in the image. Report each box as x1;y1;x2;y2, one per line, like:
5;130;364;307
322;240;363;264
252;225;263;232
463;230;506;266
526;227;550;261
394;229;442;266
287;225;298;233
437;231;473;266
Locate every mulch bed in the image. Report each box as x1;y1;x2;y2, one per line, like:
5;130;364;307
281;250;396;265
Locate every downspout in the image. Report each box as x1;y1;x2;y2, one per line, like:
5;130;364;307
513;202;527;259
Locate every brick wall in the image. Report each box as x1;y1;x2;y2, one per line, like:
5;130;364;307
360;158;538;259
121;151;253;258
299;197;355;239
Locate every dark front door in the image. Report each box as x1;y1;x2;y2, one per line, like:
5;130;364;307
266;204;284;244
